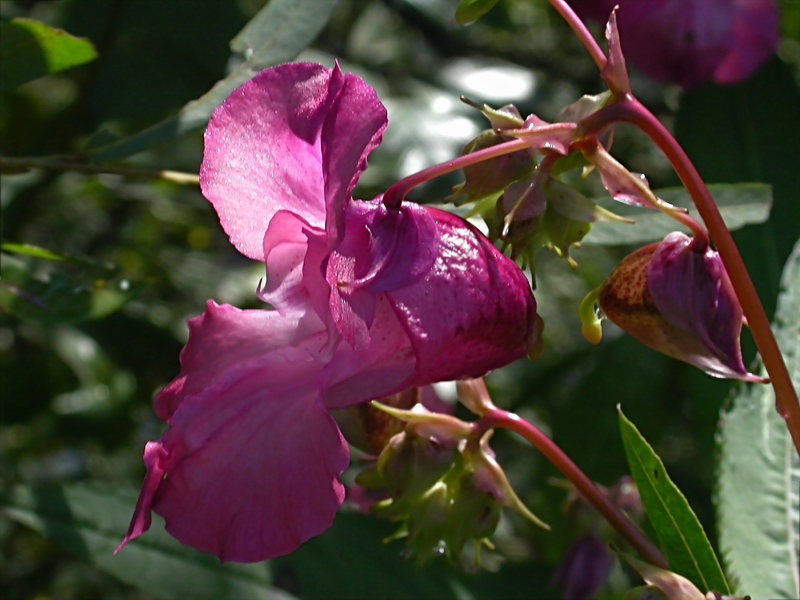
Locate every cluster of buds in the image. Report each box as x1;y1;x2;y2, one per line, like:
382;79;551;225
447;96;631;274
342;393;547;566
439;12;763;385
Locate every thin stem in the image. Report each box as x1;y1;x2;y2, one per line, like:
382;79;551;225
480;407;668;569
547;0;606;71
382;138;530;209
583;97;800;454
0;156;200;185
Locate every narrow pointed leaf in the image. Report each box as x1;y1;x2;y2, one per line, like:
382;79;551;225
619;408;730;594
0;18;97;93
454;0;501;25
88;0;338;161
717;239;800;598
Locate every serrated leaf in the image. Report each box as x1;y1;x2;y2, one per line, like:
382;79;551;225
618;408;730;594
454;0;501;25
584;183;772;246
2;484;295;600
87;0;338;161
0;18;97;93
717;239;800;598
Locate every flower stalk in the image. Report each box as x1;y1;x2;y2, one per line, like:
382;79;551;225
478;407;668;569
382;138;530;209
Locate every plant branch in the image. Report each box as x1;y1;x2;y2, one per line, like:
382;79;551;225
382;138;530;209
480;407;668;569
0;156;200;186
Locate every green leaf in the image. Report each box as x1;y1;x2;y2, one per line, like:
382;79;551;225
2;484;296;600
454;0;501;25
88;0;339;161
0;252;135;324
584;183;772;246
716;239;800;598
0;18;97;93
618;408;730;594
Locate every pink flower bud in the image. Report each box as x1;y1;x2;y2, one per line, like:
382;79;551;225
598;232;765;382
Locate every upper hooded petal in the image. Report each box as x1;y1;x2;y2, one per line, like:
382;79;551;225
388;207;537;384
201;63;387;261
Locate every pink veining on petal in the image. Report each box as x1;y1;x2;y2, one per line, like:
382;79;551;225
388;207;537;385
201;63;388;261
154;301;325;422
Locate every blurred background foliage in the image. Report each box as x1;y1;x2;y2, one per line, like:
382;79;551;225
1;0;798;598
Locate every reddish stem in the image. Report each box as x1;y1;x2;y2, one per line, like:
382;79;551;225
582;97;800;454
547;0;606;71
480;407;668;569
382;138;530;209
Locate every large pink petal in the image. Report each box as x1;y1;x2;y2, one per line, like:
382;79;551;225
154;301;325;421
388;207;537;384
320;69;387;245
200;63;386;261
152;375;347;563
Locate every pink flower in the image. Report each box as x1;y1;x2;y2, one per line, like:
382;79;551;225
570;0;779;88
117;63;537;563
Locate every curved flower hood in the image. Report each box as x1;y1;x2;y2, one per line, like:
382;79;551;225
117;63;537;563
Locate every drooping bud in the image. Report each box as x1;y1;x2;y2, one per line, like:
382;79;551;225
596;232;766;382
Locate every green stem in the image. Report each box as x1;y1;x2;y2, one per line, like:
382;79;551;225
0;156;200;185
382;138;530;209
479;407;668;569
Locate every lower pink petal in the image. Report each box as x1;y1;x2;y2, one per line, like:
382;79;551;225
154;375;348;563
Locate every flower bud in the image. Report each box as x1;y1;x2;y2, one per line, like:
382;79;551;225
375;430;459;501
597;232;766;382
551;532;614;600
331;388;420;454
